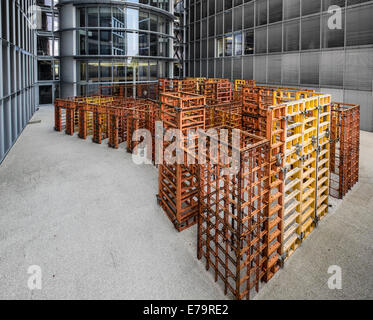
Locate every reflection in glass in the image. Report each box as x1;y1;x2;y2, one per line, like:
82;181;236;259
127;32;139;56
100;61;112;82
80;62;87;81
139;32;149;56
159;36;169;57
244;30;254;54
149;61;157;80
88;62;99;82
113;29;126;55
100;7;112;27
234;33;242;55
150;14;158;32
113;61;126;82
100;31;112;55
88;30;98;55
88;7;98;27
54;60;60;80
127;8;139;29
224;35;233;56
138;61;149;81
139;11;149;30
216;38;224;57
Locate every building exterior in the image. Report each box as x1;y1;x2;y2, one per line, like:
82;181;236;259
36;0;60;104
174;0;186;78
58;0;175;97
1;0;373;164
0;0;38;163
185;0;373;131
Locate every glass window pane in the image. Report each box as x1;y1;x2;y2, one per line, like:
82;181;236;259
88;30;98;55
234;32;242;55
283;20;299;51
127;32;139;56
78;8;86;27
216;13;223;35
100;61;112;82
88;7;98;27
138;61;149;81
269;0;283;23
255;27;267;54
100;7;112;27
346;4;373;46
78;30;86;55
302;0;321;16
208;38;214;58
209;0;215;15
244;2;254;29
113;7;125;26
323;0;345;10
322;11;345;48
196;21;200;40
38;60;53;80
224;35;233;56
127;8;139;29
224;10;232;34
244;30;254;55
217;37;224;57
233;7;242;31
88;62;99;82
139;32;149;56
80;62;86;81
113;61;126;82
150;14;158;32
113;29;126;55
284;0;300;20
268;24;282;53
256;0;267;26
139;11;149;30
301;16;320;50
100;31;112;55
149;61;157;80
160;36;169;57
300;52;320;85
150;34;158;56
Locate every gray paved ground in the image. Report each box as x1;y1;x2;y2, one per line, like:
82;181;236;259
0;106;372;299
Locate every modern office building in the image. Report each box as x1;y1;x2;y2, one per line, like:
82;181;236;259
58;0;175;97
0;0;38;163
36;0;60;104
185;0;373;131
1;0;373;164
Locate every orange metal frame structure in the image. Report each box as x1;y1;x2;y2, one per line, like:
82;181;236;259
330;103;360;199
157;91;206;231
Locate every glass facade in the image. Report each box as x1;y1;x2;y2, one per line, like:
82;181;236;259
36;0;60;104
59;1;173;96
1;0;37;162
186;0;373;92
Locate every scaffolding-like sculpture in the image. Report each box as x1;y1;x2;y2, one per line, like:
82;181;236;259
197;127;270;299
330;103;360;199
157;92;206;231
